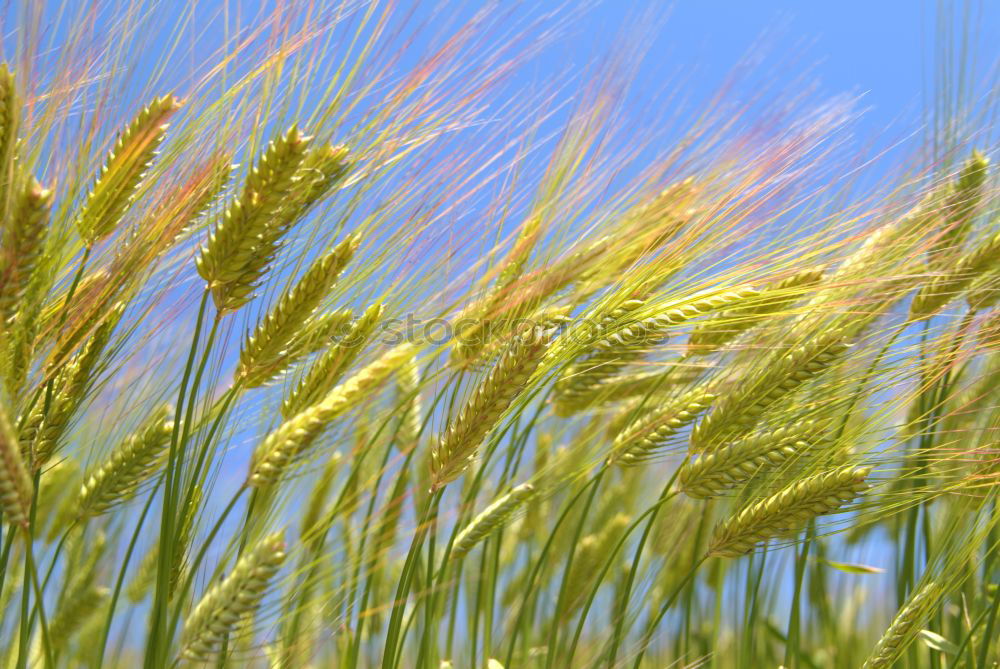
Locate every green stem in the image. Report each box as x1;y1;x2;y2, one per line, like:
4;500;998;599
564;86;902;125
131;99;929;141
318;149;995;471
784;522;814;668
631;555;709;669
146;288;211;669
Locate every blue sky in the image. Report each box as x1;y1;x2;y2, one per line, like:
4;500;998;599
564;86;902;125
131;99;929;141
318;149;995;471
575;1;996;133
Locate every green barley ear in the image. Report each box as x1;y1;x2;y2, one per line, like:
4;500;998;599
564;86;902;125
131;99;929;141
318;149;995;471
250;343;414;486
77;405;173;518
707;466;870;558
687;268;825;355
23;301;125;466
394;354;423;452
451;483;536;560
300;451;343;540
910;227;1000;320
180;531;287;662
861;582;943;669
196;126;311;312
237;233;360;387
76;94;183;243
281;302;383;418
929;150;990;268
289;143;351;216
49;584;110;648
430;327;551;491
291;307;355;357
554;288;756;414
0;177;52;326
690;334;849;450
0;64;19;219
679;421;823;498
0;395;32;527
607;391;715;466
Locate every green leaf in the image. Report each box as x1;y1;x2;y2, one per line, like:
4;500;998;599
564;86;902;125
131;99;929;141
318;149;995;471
918;630;958;654
820;559;885;574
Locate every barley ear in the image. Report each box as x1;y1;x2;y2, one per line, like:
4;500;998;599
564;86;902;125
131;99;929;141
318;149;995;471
430;327;550;490
0;395;32;527
0;177;52;326
250;344;414;486
607;391;715;466
280;302;383;418
910;228;1000;320
77;404;173;518
451;483;536;560
180;532;287;661
76;94;183;243
690;334;849;450
196;126;311;312
237;233;360;387
0;63;19;220
679;421;823;498
707;466;870;558
861;583;943;669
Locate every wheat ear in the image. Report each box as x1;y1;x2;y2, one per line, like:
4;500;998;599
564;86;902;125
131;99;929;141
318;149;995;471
431;328;550;490
196;126;311;312
75;94;182;243
451;483;536;560
237;233;360;386
77;405;173;517
707;466;870;558
180;532;287;661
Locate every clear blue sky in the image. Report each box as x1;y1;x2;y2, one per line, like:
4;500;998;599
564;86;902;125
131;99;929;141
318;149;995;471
523;0;998;141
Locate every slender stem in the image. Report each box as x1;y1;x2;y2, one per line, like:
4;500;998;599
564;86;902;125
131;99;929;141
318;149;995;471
503;472;603;668
146;288;211;669
95;486;158;668
565;491;677;665
783;522;814;668
381;489;442;669
631;555;709;669
544;465;606;669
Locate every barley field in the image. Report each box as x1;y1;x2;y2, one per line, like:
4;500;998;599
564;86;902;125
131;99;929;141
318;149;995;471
1;1;999;667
